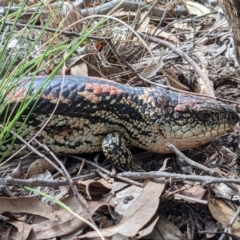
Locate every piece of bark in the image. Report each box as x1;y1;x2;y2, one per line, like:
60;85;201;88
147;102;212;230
220;0;240;67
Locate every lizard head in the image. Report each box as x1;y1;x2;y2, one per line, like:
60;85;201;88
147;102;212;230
161;95;239;152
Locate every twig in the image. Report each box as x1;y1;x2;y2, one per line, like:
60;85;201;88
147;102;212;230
0;0;168;18
0;177;69;187
166;143;215;175
152;3;169;37
166;142;240;192
2;170;240;187
77;0;165;17
68;155;144;187
118;171;240;185
174;194;208;205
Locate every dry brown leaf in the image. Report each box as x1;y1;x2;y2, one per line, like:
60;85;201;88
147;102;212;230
192;52;211;95
149;216;184;240
62;55;88;76
87;201;115;216
25;158;55;178
1;211;20;221
186;1;216;18
0;197;58;221
52;194;87;219
0;229;18;240
208;195;240;236
205;220;219;239
80;180;165;238
142;56;164;79
76;178;113;199
212;183;238;201
52;186;70;202
99;193;118;206
143;24;179;43
194;77;211;95
30;216;87;239
162;69;190;91
181;186;206;200
115;185;142;215
70;61;88;76
137;215;159;239
62;200;116;240
136;12;150;33
8;221;32;240
11;160;23;179
101;215;114;228
111;233;129;240
29;195;113;239
112;181;129;192
30;195;86;239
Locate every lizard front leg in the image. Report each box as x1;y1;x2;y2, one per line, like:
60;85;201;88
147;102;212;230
102;132;144;172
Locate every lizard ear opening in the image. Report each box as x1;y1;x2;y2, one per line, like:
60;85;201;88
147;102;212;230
198;112;212;121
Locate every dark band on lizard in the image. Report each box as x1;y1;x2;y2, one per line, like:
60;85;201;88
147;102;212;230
1;75;239;171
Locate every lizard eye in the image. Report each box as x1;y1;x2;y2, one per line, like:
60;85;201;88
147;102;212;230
198;112;212;121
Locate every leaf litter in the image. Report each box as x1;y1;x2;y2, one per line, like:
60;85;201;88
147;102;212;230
0;0;240;239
